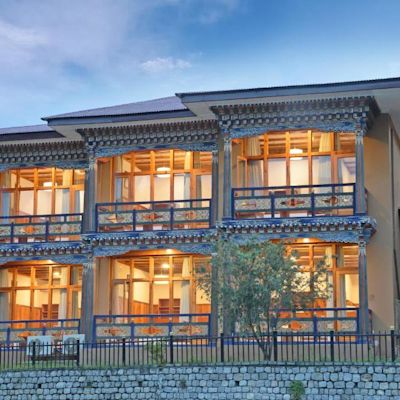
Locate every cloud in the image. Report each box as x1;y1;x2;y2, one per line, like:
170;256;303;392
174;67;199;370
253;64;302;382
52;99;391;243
140;57;191;73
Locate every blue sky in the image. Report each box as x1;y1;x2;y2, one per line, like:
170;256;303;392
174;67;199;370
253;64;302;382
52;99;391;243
1;0;400;127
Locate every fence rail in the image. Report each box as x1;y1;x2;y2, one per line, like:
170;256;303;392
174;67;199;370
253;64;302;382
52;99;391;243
232;183;356;219
1;331;399;371
96;199;212;232
0;213;83;243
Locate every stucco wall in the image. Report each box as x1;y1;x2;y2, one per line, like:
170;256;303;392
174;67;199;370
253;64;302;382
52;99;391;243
1;364;399;399
365;114;395;330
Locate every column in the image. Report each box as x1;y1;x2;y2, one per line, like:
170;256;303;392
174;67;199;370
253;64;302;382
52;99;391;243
223;133;232;219
80;257;95;341
355;126;366;214
210;149;219;226
83;149;98;233
358;240;369;334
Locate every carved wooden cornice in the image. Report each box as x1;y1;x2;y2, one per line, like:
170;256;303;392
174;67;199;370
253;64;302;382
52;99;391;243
0;140;88;170
78;120;220;157
211;96;379;136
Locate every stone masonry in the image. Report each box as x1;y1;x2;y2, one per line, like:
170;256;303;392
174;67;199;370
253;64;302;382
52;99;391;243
1;364;400;399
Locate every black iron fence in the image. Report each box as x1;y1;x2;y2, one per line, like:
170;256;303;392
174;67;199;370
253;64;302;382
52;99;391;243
1;331;400;371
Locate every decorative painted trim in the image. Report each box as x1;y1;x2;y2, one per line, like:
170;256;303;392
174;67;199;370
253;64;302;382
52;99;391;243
219;215;376;244
78;120;219;158
211;96;379;137
0;140;88;171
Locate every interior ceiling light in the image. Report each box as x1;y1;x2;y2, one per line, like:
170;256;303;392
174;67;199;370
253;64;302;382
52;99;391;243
161;263;170;269
156;166;171;178
289;148;304;161
43;181;53;187
154;280;169;285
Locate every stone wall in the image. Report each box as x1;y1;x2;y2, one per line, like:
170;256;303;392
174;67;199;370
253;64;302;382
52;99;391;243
1;364;400;399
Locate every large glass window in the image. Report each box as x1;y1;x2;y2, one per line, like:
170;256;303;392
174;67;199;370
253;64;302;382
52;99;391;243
0;263;82;321
109;150;212;203
0;168;85;216
233;130;356;188
111;254;211;316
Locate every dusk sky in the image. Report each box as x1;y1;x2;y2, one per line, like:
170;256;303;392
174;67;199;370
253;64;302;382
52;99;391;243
1;0;400;127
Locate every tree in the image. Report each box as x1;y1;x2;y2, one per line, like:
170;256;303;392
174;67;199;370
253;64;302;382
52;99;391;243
196;235;329;359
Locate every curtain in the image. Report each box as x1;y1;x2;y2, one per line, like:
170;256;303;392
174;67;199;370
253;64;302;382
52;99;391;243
0;269;9;321
318;133;331;152
246;137;263;187
324;247;334;318
179;258;191;322
58;269;68;321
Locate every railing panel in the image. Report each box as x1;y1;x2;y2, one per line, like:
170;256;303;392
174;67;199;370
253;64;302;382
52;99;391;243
94;314;211;341
96;199;211;233
0;213;83;243
232;183;357;220
0;319;80;345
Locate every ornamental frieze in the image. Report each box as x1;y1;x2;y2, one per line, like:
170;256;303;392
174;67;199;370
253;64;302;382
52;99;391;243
0;140;88;171
78;119;219;157
211;96;379;136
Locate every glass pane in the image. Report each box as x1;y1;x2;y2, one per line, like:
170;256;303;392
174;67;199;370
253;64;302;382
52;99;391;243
268;132;286;155
70;266;82;285
15;290;31;319
114;259;131;279
154;175;171;201
19;191;34;215
155;151;171;171
174;174;190;201
52;266;68;285
115;154;132;173
133;258;150;279
193;152;212;169
337;245;358;268
268;159;286;187
290;158;309;186
153;281;170;314
0;291;10;320
134;151;151;173
245;136;263;157
0;170;17;189
132;282;150;314
115;177;129;202
134;176;150;202
73;170;85;185
289;131;308;154
52;288;68;319
37;190;52;214
312;156;332;186
195;175;211;200
55;169;72;186
71;290;81;318
312;132;332;152
74;190;84;213
34;266;49;286
19;169;35;188
336;133;356;153
55;189;70;214
338;274;359;308
338;157;356;185
154;257;170;279
0;268;12;287
33;289;49;319
313;246;333;270
173;257;191;278
0;192;15;216
173;280;190;314
37;169;53;187
174;151;190;170
112;283;129;314
15;267;31;286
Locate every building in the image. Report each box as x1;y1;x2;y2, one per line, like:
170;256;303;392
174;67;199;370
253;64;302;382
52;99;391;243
1;77;400;343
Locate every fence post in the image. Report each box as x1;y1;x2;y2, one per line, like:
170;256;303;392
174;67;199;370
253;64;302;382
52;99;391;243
122;338;126;366
272;330;278;362
330;330;335;362
32;342;36;366
391;330;396;362
76;340;80;366
169;335;174;364
220;333;225;363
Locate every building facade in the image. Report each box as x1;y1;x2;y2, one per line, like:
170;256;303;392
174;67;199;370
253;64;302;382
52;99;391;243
1;77;400;343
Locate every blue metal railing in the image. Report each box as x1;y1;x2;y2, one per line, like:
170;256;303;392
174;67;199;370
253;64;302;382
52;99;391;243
232;183;357;219
0;318;80;345
96;199;212;233
0;213;83;243
93;313;211;341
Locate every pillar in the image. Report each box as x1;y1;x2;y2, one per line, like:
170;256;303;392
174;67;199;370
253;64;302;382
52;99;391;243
358;239;369;334
223;133;232;219
355;127;366;214
80;257;95;341
83;149;97;233
210;149;219;226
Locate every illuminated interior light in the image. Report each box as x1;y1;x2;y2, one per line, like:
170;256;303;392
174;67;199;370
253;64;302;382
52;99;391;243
156;166;171;178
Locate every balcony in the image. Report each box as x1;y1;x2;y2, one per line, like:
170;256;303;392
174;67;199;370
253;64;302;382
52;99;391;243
96;199;212;233
232;183;357;220
0;213;83;243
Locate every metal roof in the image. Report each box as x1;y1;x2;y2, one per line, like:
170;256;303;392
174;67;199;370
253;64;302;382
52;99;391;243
43;96;187;121
0;124;55;135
